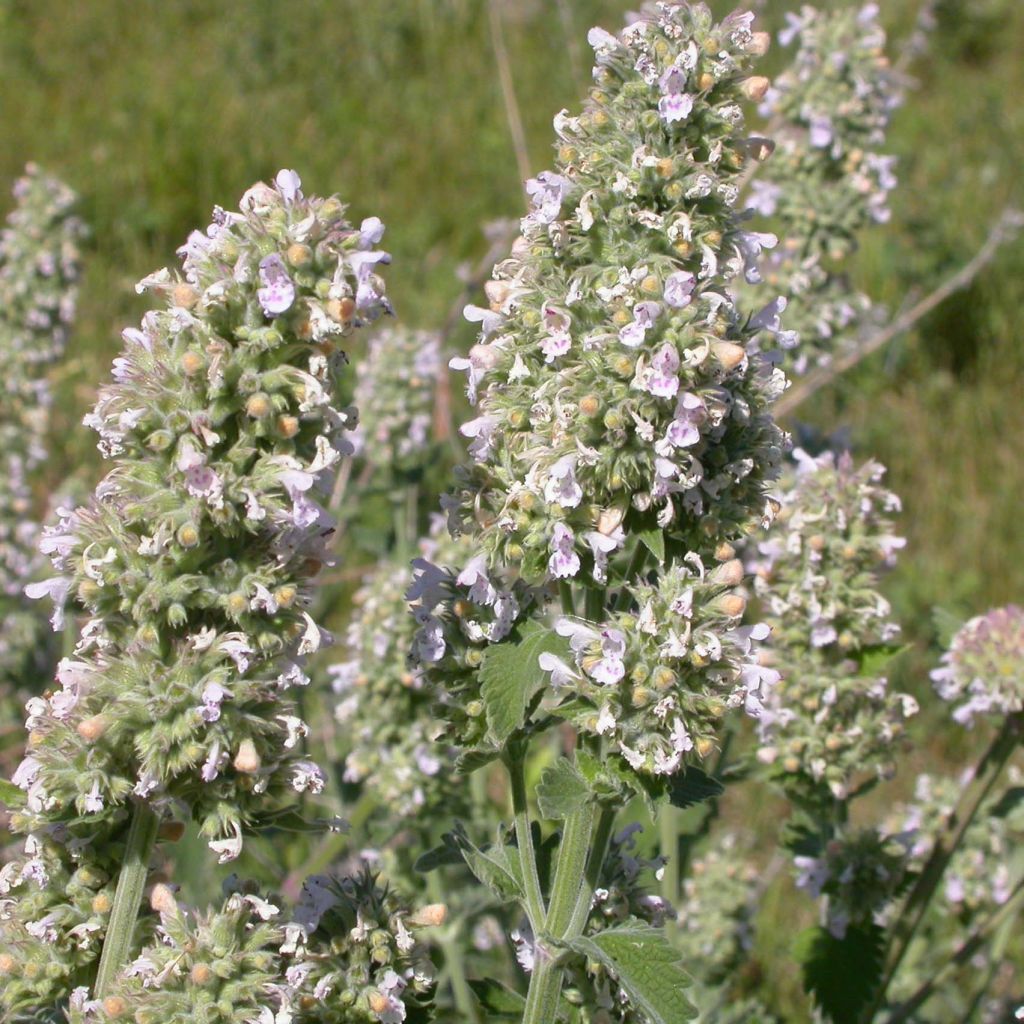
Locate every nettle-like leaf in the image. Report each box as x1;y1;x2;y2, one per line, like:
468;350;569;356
0;779;26;809
455;748;500;774
635;526;666;565
426;823;524;904
468;978;526;1019
666;765;724;809
537;758;593;819
565;925;697;1024
479;621;572;745
853;643;912;679
793;924;884;1024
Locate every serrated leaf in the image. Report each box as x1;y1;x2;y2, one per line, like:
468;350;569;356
853;643;912;679
479;621;573;745
414;836;465;873
636;528;665;565
537;758;592;819
0;779;25;809
456;748;499;774
566;925;696;1023
468;978;525;1018
793;924;884;1024
448;824;524;904
604;757;662;815
665;766;724;809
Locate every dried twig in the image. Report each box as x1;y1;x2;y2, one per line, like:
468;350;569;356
775;208;1023;418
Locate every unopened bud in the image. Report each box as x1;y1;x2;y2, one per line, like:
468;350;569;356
698;71;714;91
710;559;744;587
749;31;771;56
808;534;826;552
695;736;716;758
171;283;198;310
0;953;14;973
579;394;601;417
711;341;746;371
190;963;215;986
286;243;313;267
181;350;205;376
77;715;107;743
484;280;510;310
714;593;747;618
409;903;448;927
714;541;736;561
368;992;390;1015
277;414;300;438
245;393;272;419
177;523;200;549
149;883;178;915
741;76;770;102
233;738;262;774
469;343;502;370
159;820;186;842
326;296;356;323
103;997;129;1019
91;893;112;914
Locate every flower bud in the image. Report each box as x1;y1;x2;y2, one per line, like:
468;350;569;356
711;341;746;371
149;883;178;915
710;559;744;587
741;76;770;102
77;715;107;743
714;593;747;618
233;738;262;774
409;903;448;927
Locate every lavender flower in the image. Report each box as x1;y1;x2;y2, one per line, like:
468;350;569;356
2;171;390;1015
931;606;1024;725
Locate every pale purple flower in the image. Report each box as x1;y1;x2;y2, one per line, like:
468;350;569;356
412;611;446;663
257;253;295;317
199;681;230;722
808;114;834;149
735;230;778;284
619;300;661;347
544;455;583;509
745;180;782;216
358;216;385;249
658;65;694;124
592;629;627;684
584;526;624;583
291;761;326;795
460;414;498;461
456;554;497;606
663;392;705;448
274;169;303;203
663;270;696;309
539;652;581;687
643;343;680;398
525;172;573;225
24;576;71;630
548;523;581;579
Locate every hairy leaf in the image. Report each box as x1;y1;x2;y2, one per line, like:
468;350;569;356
479;621;572;745
468;978;526;1018
448;824;524;904
793;924;884;1024
636;528;665;564
566;925;697;1023
537;758;592;819
0;779;25;809
666;766;724;809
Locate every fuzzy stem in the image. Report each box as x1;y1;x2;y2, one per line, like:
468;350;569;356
863;712;1022;1022
884;875;1024;1024
564;803;617;938
507;753;547;930
545;802;596;939
522;952;564;1024
93;802;160;997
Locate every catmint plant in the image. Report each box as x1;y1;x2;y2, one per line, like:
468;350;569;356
2;169;392;1016
743;3;903;376
0;165;84;726
750;448;917;811
412;4;794;1019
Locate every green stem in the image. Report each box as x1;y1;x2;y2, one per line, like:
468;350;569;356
93;802;160;997
522;953;564;1024
559;580;575;615
884;875;1024;1024
614;542;648;611
864;713;1021;1021
659;805;681;907
507;753;547;930
545;803;596;939
564;803;617;938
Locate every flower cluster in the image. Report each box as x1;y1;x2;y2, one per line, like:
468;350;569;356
673;832;759;986
330;529;473;822
793;827;909;940
418;3;789;786
752;449;917;804
446;2;787;582
0;166;84;719
350;325;443;481
931;605;1024;725
280;869;437;1024
2;171;390;1016
744;3;902;375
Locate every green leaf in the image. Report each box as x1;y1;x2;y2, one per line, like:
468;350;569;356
989;786;1024;819
636;528;665;565
932;606;964;648
468;978;525;1019
414;835;465;873
537;758;592;819
793;924;884;1024
665;766;724;809
0;779;25;809
853;643;911;678
447;824;524;904
479;621;572;745
455;748;499;774
565;925;696;1023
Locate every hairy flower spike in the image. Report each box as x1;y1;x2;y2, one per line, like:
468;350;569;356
931;605;1024;725
751;449;916;805
4;171;390;1015
744;4;903;375
0;165;84;720
418;3;787;781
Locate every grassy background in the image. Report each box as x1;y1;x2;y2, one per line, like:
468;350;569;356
2;0;1022;1017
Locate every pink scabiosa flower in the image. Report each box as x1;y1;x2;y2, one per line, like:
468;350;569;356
931;606;1024;725
3;171;390;1015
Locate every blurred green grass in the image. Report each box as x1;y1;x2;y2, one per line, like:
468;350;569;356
2;1;1023;1016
